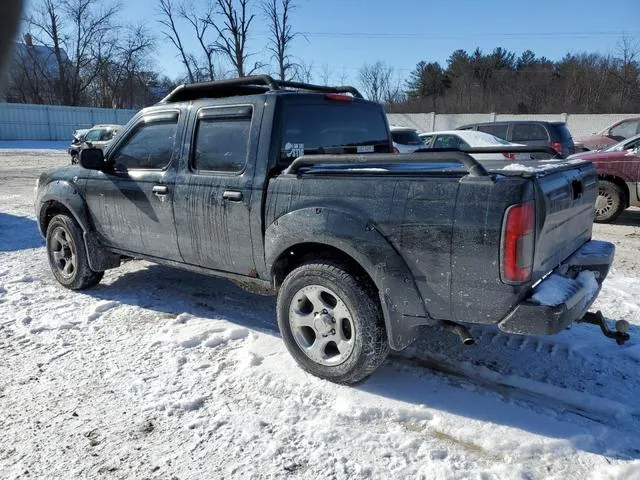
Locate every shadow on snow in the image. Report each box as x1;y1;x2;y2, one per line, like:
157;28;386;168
0;213;45;252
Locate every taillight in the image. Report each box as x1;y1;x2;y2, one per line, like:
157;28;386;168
550;142;562;155
325;93;353;102
393;146;400;154
501;201;535;283
502;152;515;160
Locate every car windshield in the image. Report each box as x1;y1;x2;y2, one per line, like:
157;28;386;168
605;133;640;151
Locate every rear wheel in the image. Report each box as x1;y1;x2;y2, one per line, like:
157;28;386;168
46;214;104;289
71;152;79;164
595;180;625;223
277;261;389;384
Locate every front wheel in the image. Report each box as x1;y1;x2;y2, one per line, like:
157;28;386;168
46;214;104;289
595;180;625;223
277;261;389;384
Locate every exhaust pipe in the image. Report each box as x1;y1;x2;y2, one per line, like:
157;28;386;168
442;321;475;345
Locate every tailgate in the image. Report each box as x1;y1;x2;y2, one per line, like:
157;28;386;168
530;161;597;281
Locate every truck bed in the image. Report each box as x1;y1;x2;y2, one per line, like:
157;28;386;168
269;155;597;326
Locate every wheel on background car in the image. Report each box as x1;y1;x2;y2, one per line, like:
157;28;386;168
71;152;79;164
46;214;104;289
595;180;625;223
277;261;389;384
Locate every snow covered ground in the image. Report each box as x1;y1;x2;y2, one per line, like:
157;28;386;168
1;153;640;479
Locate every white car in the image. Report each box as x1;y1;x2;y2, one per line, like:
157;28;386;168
419;130;530;161
390;126;423;154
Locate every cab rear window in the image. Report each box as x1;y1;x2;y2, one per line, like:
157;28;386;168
279;103;391;165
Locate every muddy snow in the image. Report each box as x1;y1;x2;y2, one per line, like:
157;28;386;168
1;153;639;479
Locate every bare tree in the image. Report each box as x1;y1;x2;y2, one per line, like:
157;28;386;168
158;0;195;82
95;24;155;108
179;1;218;81
26;0;120;105
262;0;300;80
210;0;261;77
358;61;393;103
292;59;313;83
318;62;332;85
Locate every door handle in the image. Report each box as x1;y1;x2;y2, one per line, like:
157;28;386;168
222;190;243;201
152;185;168;195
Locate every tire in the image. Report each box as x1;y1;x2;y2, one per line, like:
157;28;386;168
46;214;104;290
71;153;79;164
277;261;389;384
595;180;625;223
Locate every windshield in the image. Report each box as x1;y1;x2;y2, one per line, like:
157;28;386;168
605;133;640;152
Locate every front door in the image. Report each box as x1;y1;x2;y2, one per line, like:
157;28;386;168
173;105;256;275
83;111;183;261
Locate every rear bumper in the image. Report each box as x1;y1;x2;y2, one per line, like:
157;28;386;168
498;240;614;335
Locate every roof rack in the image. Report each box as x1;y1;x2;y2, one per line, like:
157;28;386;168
160;75;363;103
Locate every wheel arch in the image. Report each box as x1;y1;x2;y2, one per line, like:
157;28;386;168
599;174;630;208
265;207;430;350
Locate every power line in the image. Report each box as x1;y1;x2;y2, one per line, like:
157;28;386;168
293;30;640;40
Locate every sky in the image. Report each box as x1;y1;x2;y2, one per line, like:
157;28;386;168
120;0;640;85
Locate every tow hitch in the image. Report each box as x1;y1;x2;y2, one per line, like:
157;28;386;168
578;311;630;345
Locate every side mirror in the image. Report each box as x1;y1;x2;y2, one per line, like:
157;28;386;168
79;148;106;170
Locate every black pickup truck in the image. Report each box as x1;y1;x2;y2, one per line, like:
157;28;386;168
35;76;628;384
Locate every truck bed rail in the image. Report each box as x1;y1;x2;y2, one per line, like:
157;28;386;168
283;147;560;177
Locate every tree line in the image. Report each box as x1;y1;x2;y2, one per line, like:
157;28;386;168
394;40;640;114
1;0;638;114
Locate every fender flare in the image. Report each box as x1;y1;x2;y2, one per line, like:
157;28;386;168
265;207;430;350
37;180;92;234
37;181;119;271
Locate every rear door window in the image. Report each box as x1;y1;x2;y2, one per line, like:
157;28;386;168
511;123;548;141
392;130;422;145
192;108;252;173
478;124;509;140
280;103;391;165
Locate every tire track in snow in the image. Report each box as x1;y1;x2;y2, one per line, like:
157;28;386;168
392;350;640;457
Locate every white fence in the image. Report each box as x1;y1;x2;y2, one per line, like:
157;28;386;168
0;103;138;140
1;102;639;141
387;113;640;138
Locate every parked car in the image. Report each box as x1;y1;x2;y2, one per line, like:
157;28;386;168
418;130;532;161
68;124;121;164
570;133;640;222
457;121;575;158
575;117;640;152
36;76;624;385
390;125;423;153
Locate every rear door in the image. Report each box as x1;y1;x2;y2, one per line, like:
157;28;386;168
173;104;258;275
83;110;183;260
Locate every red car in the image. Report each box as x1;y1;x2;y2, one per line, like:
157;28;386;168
571;134;640;222
576;117;640;151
